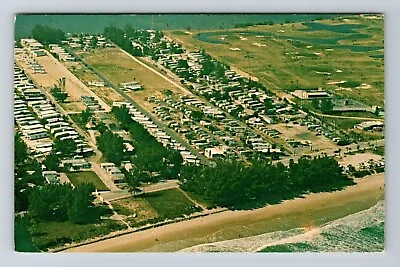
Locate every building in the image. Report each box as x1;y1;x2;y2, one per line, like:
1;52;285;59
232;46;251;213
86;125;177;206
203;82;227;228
60;158;91;171
42;171;60;183
204;146;228;159
356;121;384;131
292;89;330;99
120;82;143;91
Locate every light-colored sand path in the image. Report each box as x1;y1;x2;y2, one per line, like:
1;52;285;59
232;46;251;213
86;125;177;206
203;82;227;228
64;172;384;252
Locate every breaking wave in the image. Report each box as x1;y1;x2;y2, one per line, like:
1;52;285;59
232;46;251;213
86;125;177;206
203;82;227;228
180;201;384;252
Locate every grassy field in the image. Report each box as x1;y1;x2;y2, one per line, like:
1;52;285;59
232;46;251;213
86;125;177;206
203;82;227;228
184;191;217;209
65;61;124;105
166;15;384;107
67;171;109;191
372;146;385;156
143;189;202;220
28;218;125;251
111;197;159;227
15;217;40;252
81;48;186;106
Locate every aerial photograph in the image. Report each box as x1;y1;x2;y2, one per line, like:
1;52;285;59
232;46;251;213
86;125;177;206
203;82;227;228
13;13;384;253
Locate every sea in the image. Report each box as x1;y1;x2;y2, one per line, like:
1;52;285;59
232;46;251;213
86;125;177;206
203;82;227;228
14;14;339;39
180;200;385;252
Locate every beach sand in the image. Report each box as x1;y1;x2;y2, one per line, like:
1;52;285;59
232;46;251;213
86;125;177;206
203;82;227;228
65;173;384;252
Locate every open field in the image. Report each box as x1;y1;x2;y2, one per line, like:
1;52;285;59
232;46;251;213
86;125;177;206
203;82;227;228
110;189;203;228
15;51;111;112
67;171;109;191
167;15;384;107
111;197;158;227
143;188;203;220
65;172;384;252
81;48;189;108
270;123;338;153
64;61;125;105
28;217;125;251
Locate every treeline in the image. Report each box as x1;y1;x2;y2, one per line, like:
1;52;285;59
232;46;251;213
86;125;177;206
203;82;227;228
199;49;228;79
96;128;125;165
103;25;142;56
179;156;354;208
31;25;66;45
234;21;274;28
14;133;44;212
113;106;183;181
28;183;105;224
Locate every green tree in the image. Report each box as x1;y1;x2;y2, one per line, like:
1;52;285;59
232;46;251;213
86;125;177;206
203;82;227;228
54;138;77;157
96;130;125;165
89;36;98;48
81;108;93;125
42;152;60;171
32;25;66;44
125;169;144;196
15;133;28;166
51;86;68;102
320;99;334;114
68;183;96;224
28;183;73;221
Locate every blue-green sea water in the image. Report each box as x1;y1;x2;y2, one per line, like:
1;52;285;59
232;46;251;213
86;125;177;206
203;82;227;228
15;14;338;39
180;201;384;252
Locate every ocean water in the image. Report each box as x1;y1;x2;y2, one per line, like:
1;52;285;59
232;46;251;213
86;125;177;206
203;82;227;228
180;200;384;252
15;14;336;39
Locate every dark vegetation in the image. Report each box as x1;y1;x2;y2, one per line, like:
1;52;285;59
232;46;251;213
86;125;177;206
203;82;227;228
103;25;173;58
234;21;274;28
113;106;183;181
180;156;354;209
51;86;68;102
31;25;66;45
96;127;125;165
14;134;44;212
28;183;102;224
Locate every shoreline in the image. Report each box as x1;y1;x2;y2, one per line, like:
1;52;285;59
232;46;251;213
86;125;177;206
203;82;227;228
65;173;384;252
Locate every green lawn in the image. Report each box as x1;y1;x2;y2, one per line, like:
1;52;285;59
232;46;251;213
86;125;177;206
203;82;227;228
67;171;109;191
28;217;125;251
143;189;202;220
184;191;217;209
15;216;40;252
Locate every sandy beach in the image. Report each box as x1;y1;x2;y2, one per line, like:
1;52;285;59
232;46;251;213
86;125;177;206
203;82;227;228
65;173;384;252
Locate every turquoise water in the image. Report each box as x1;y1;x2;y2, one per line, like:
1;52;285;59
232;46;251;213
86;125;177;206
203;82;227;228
15;14;336;39
370;54;384;59
300;21;367;33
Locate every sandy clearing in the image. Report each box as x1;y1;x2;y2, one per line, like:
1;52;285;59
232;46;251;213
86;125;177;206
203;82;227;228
270;123;338;152
27;52;110;112
65;173;384;252
339;152;383;166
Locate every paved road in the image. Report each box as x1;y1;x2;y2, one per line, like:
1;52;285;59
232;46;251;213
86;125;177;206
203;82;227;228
67;47;211;165
91;162;120;191
97;180;180;202
140;54;295;155
15;59;118;192
142;180;179;193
